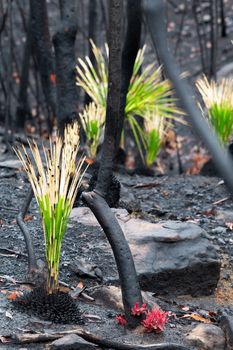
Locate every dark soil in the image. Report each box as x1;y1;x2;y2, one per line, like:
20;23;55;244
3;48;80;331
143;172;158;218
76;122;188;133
1;1;233;349
1;164;233;349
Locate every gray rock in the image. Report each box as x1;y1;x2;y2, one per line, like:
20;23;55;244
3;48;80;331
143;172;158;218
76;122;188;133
129;224;220;296
220;314;233;350
50;334;96;350
91;285;158;311
186;324;225;350
123;220;203;243
123;220;220;296
212;226;227;235
70;208;220;296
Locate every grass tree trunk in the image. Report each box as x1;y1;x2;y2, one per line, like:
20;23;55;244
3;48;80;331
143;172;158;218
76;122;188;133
84;0;98;106
16;18;32;129
53;0;79;131
115;0;142;159
82;0;143;328
30;0;56;126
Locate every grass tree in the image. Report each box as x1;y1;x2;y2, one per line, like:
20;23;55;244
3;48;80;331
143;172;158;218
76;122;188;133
79;102;105;159
14;122;87;293
196;75;233;144
76;43;183;164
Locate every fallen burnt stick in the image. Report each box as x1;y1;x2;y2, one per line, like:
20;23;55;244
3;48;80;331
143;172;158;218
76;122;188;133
82;190;143;328
143;0;233;195
16;188;38;273
12;328;190;350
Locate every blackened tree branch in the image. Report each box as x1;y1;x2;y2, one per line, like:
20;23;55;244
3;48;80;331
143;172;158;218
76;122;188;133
16;17;32;128
96;0;123;195
53;0;79;130
16;188;38;273
12;327;190;349
30;0;56;122
82;0;143;327
82;191;143;327
115;0;142;158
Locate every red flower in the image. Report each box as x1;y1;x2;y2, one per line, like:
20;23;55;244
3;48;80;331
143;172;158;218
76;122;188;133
131;302;148;316
142;308;168;333
115;314;127;326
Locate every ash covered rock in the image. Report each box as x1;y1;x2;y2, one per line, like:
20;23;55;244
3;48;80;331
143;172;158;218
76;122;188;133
13;287;83;324
70;208;221;297
126;220;221;297
109;219;220;297
51;334;96;350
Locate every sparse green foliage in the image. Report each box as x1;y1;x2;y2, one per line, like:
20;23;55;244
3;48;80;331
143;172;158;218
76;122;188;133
144;112;167;166
14;123;87;293
76;42;184;165
196;75;233;144
79;102;105;158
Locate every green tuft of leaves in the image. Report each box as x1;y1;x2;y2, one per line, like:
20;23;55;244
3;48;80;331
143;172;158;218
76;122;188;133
196;75;233;145
14;122;87;293
76;42;184;165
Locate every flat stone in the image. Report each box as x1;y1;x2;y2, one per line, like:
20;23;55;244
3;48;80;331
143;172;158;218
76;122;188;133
50;334;96;350
212;226;227;235
91;285;158;311
186;324;225;350
71;208;220;296
0;158;22;169
124;220;202;242
220;314;233;350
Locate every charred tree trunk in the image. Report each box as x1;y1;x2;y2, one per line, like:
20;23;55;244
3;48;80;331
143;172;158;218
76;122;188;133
30;0;56;128
84;0;98;106
115;0;142;159
220;0;227;37
209;0;218;80
82;0;143;328
53;0;79;130
16;18;32;128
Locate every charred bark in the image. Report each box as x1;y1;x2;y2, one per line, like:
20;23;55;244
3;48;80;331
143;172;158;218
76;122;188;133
16;18;32;128
12;328;190;349
82;0;143;328
82;191;143;327
84;0;98;106
143;0;233;194
96;0;123;195
209;0;218;79
53;0;79;130
16;189;38;274
115;0;142;159
220;0;227;37
30;0;56;125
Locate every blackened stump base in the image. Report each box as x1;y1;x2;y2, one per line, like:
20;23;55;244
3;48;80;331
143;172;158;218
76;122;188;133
13;287;83;324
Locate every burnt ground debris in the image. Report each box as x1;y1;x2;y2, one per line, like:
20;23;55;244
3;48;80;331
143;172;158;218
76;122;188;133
1;165;233;349
1;0;233;348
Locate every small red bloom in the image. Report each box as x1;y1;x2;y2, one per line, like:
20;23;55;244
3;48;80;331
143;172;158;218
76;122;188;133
131;302;148;316
142;308;168;333
115;314;127;326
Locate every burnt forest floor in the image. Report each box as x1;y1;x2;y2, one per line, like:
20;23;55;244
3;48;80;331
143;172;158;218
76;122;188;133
1;1;233;349
0;163;233;349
